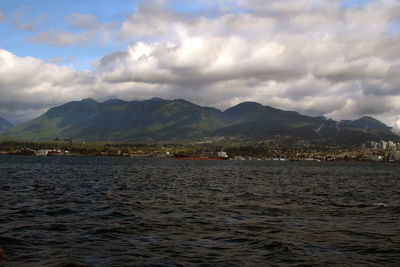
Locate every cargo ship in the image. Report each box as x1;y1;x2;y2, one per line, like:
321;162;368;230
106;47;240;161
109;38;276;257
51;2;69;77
8;148;36;156
173;150;229;160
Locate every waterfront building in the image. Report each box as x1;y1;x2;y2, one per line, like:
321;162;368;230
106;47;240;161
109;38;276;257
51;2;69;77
381;140;387;150
388;141;395;149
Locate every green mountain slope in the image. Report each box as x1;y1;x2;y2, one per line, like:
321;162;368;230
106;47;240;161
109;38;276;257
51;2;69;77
219;102;325;138
2;98;398;144
219;103;398;144
4;98;226;142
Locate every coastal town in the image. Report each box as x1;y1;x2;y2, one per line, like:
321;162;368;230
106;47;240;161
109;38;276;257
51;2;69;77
1;139;400;162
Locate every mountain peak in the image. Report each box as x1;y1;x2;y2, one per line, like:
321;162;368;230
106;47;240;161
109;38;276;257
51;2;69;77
226;101;263;111
102;98;125;105
224;101;264;118
358;116;379;121
81;97;98;103
352;116;389;130
234;101;263;107
149;97;164;102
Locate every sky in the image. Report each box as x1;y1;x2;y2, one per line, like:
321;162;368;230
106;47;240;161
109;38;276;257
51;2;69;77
1;0;400;129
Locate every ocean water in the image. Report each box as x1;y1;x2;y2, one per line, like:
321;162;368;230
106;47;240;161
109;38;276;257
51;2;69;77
0;155;399;266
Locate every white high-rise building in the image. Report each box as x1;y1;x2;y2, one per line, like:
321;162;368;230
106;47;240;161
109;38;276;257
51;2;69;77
381;140;387;150
370;141;376;149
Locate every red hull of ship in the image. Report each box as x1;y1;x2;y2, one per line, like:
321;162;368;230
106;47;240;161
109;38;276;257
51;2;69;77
173;156;228;160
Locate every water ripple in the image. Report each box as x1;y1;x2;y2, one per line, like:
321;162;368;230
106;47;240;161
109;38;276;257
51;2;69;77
0;156;400;266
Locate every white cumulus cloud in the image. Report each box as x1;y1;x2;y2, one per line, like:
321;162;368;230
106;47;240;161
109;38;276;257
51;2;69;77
0;49;96;123
2;0;400;128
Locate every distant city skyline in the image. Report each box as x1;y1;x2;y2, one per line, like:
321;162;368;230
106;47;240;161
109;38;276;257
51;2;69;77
1;0;400;130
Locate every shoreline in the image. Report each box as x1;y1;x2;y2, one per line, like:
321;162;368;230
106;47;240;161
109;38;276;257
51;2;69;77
0;153;396;163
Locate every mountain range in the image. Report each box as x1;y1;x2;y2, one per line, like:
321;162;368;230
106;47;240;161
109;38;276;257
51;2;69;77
0;117;13;132
1;98;398;144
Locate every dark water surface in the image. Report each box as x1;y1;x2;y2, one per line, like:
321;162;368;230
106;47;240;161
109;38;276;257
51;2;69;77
0;156;399;266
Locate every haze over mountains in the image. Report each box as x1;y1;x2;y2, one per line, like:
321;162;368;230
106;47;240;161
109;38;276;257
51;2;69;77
0;117;13;132
1;98;398;144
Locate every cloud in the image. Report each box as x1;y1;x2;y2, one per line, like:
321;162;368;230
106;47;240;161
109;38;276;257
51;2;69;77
31;30;95;46
12;9;34;31
392;117;400;135
31;12;116;47
0;10;4;22
3;0;400;128
0;49;96;123
115;0;400;120
120;0;181;39
66;13;100;30
46;55;76;65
